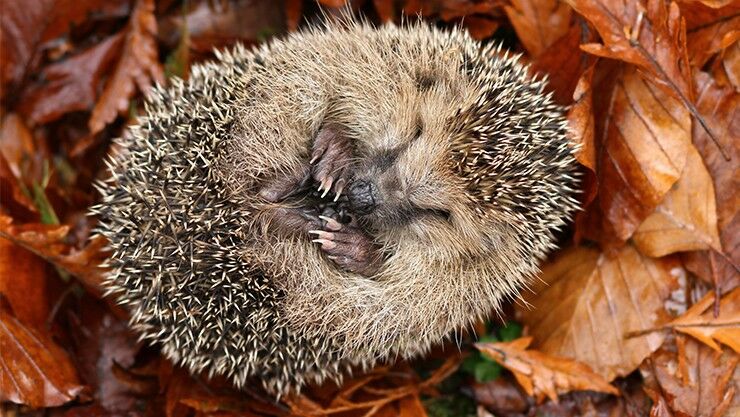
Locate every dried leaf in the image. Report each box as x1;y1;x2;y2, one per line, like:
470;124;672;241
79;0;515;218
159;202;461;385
462;16;500;40
0;297;87;407
567;0;729;159
532;22;596;106
476;337;619;403
398;394;428;417
472;378;529;415
504;0;573;57
519;244;679;381
18;34;124;125
682;71;740;292
0;236;50;329
681;1;740;67
158;1;285;56
580;65;691;245
644;387;675;417
0;215;108;289
716;41;739;90
89;0;164;134
650;338;738;417
669;289;740;353
633;145;722;257
66;297;156;414
0;0;127;96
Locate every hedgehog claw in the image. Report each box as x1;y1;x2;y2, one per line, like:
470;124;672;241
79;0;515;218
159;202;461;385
318;215;343;231
311;223;382;276
311;124;354;198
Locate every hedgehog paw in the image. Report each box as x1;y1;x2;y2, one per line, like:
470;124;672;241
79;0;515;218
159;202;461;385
310;124;353;200
268;207;323;236
309;216;381;276
259;165;312;203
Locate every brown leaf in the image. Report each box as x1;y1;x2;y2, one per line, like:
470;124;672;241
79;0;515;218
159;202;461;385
504;0;573;57
17;34;124;126
644;387;675;417
0;236;50;329
66;296;156;414
461;16;500;40
633;145;722;257
579;65;691;245
519;244;679;381
158;1;285;57
669;289;740;353
476;337;619;403
715;41;739;90
0;215;108;290
472;378;530;414
0;297;87;407
531;20;598;105
89;0;164;134
682;71;740;292
567;0;729;159
398;394;427;417
681;1;740;68
0;0;128;97
650;338;738;417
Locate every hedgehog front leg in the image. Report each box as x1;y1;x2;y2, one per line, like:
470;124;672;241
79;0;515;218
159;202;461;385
310;124;354;199
309;216;382;277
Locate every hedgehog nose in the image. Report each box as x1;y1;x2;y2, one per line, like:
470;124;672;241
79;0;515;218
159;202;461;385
348;180;376;215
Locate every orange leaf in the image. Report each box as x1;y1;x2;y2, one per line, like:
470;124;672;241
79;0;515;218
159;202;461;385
633;145;722;257
0;298;88;407
567;0;729;159
579;65;691;245
504;0;573;57
682;71;740;293
669;288;740;353
650;337;738;417
682;1;740;68
476;337;619;403
398;394;428;417
519;244;679;381
89;0;164;134
0;215;108;291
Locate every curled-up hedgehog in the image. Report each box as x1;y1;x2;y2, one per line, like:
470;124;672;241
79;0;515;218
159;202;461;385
93;19;580;395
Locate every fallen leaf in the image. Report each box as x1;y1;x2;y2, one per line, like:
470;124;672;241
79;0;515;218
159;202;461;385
580;65;692;245
650;338;738;417
681;1;740;67
398;394;428;417
644;387;675;417
633;145;722;257
716;40;739;90
681;71;740;292
0;215;108;290
0;297;87;407
471;376;530;414
461;16;500;40
519;244;679;381
567;0;729;159
65;296;160;414
17;34;124;126
158;1;285;57
0;236;50;329
476;337;619;403
504;0;573;57
89;0;164;134
0;0;128;97
668;289;740;353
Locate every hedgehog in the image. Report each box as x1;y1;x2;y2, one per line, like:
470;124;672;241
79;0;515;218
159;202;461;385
92;19;580;396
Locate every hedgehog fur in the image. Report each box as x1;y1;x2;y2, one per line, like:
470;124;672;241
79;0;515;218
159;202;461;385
93;19;580;396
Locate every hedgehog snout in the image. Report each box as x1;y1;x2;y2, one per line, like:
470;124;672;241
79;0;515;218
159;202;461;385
347;180;377;215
